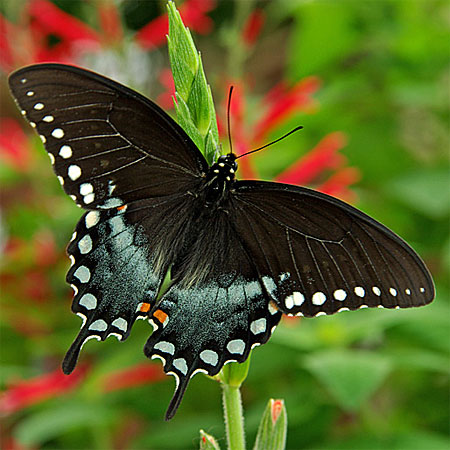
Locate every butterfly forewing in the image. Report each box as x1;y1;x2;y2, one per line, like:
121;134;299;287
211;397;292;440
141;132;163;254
232;181;434;317
8;64;207;209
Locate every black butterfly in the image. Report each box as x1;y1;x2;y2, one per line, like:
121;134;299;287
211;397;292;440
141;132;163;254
9;64;435;420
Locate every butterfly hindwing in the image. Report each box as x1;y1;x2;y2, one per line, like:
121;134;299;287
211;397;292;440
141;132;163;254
232;181;434;317
8;64;208;210
144;208;282;419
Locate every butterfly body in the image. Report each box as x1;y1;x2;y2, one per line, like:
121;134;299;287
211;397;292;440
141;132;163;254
8;63;434;420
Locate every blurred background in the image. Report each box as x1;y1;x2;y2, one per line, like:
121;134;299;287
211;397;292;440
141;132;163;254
0;1;448;449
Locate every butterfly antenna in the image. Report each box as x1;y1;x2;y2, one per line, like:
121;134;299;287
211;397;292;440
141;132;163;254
227;86;234;154
236;125;303;159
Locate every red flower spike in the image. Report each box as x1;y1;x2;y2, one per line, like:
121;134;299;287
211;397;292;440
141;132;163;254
0;365;89;415
254;77;321;143
28;0;100;45
0;14;16;71
0;118;32;172
137;0;215;49
276;132;347;185
102;363;165;392
97;2;124;45
157;68;176;109
317;166;361;202
242;9;265;46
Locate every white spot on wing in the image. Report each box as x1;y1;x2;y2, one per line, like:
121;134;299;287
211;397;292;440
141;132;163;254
420;287;425;293
111;318;128;332
285;294;294;309
78;235;93;254
79;293;97;310
59;145;72;159
68;165;81;181
83;193;95;204
227;339;245;355
73;265;90;283
26;91;34;96
372;286;381;296
85;211;100;228
405;288;411;295
250;318;266;335
154;341;175;355
34;103;44;110
354;286;365;297
80;183;93;195
57;176;64;186
293;291;304;306
333;289;347;301
389;288;397;297
200;349;219;366
40;135;46;143
51;128;64;139
89;319;107;332
312;291;326;305
43;115;54;122
173;358;188;375
48;153;55;164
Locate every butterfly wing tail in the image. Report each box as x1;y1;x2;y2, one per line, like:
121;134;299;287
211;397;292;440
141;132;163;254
165;374;191;421
62;328;94;374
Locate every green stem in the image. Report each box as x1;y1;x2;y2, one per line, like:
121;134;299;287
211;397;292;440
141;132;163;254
222;383;246;450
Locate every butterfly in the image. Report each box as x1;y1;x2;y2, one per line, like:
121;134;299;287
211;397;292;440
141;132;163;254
9;63;435;420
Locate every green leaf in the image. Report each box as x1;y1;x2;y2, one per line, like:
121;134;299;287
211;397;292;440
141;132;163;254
386;168;450;219
167;1;219;164
14;402;113;446
288;3;358;79
303;349;391;412
253;399;287;450
199;429;221;449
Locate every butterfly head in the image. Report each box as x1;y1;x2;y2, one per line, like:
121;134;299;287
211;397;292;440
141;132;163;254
209;153;238;183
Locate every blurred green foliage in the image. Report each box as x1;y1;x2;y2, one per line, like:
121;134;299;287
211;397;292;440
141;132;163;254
1;1;448;449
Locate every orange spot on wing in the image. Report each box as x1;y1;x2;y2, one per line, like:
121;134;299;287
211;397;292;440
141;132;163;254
140;303;151;313
117;205;126;211
153;309;168;324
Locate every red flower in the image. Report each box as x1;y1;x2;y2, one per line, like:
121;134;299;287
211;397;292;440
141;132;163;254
97;1;123;45
276;132;347;185
0;118;32;172
219;79;358;202
242;9;265;46
102;363;165;392
253;77;321;143
0;0;101;70
0;365;89;415
157;68;176;110
136;0;215;49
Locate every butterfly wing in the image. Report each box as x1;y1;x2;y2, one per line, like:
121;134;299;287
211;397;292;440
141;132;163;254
8;64;209;373
231;180;434;317
144;206;282;420
8;63;208;209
